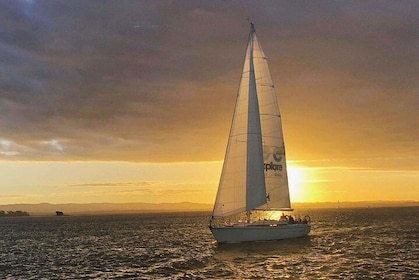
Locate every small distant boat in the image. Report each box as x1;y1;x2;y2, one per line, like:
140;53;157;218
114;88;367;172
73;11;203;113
209;22;311;243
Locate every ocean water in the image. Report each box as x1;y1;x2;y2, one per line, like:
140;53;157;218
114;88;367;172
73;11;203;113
0;207;418;279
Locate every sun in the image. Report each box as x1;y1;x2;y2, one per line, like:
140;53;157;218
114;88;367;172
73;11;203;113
287;164;307;202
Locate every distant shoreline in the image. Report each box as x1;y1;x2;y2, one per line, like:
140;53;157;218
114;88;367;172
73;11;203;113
0;201;417;216
0;210;30;217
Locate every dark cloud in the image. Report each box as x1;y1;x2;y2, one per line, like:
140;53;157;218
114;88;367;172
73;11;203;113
0;1;417;169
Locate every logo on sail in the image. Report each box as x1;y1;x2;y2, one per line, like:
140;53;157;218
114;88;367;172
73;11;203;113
273;147;283;162
263;146;283;172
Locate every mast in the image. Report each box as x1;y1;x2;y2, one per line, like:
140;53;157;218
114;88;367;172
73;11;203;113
246;21;255;222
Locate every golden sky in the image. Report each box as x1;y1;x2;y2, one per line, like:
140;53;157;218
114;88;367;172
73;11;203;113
0;1;418;205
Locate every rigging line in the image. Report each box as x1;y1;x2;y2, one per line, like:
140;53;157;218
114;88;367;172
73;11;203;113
262;137;284;141
231;132;264;137
260;114;281;117
257;84;275;88
230;133;263;138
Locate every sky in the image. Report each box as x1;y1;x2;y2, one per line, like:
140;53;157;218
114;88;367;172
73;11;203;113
0;0;418;205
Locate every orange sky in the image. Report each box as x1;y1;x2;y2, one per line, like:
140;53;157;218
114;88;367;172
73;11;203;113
0;1;418;205
0;161;417;205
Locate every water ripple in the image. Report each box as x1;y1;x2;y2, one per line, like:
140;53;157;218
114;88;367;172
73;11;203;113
0;208;418;279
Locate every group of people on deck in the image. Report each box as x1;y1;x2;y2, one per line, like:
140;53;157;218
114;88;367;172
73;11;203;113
280;213;309;224
222;213;310;227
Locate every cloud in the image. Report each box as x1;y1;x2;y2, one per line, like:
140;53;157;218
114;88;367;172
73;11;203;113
0;139;20;156
68;181;158;188
114;188;203;196
55;180;209;204
0;137;67;158
0;1;417;170
45;139;64;152
0;194;26;199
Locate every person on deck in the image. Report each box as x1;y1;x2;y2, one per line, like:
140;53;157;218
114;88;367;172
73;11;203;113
288;216;295;224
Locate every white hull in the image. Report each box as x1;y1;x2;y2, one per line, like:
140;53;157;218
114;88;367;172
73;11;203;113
210;223;311;243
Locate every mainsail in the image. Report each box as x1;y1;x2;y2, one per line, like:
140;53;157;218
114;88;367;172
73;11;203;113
212;24;291;218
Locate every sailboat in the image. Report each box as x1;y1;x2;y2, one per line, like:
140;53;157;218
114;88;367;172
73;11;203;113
209;23;311;243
